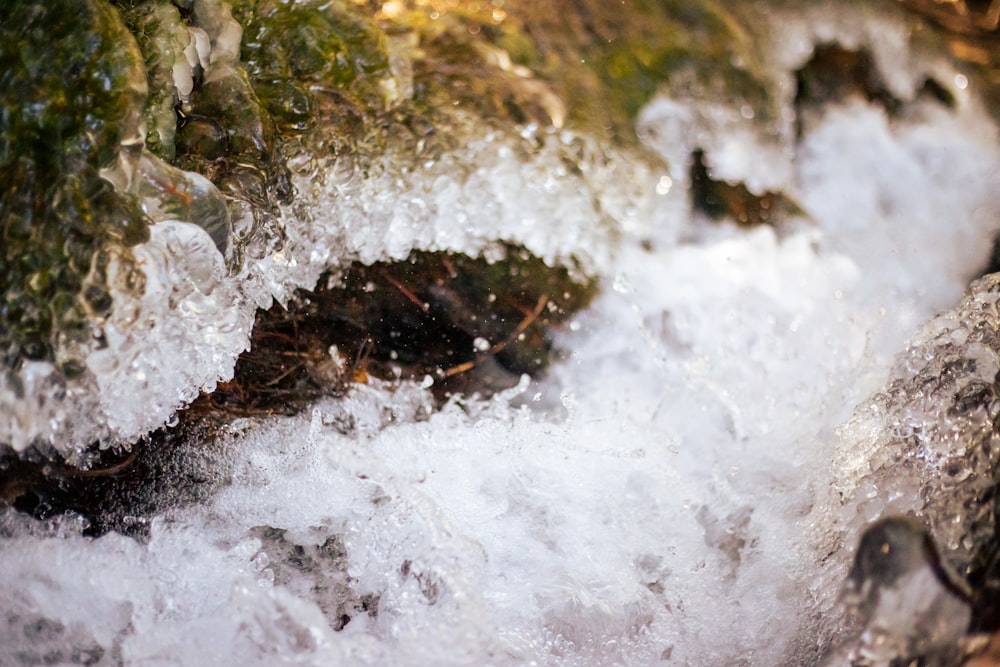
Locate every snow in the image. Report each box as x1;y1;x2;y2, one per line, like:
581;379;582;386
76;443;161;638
4;2;1000;665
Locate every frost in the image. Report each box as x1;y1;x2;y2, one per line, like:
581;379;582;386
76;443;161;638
234;123;640;306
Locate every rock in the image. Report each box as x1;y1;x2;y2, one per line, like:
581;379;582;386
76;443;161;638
0;0;150;373
824;516;971;666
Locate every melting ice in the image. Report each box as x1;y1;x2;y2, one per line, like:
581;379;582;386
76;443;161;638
4;3;1000;666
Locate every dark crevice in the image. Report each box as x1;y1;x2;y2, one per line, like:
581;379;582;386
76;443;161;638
917;76;957;108
196;244;596;415
979;234;1000;277
0;244;597;537
688;149;790;227
0;418;223;539
794;44;902;123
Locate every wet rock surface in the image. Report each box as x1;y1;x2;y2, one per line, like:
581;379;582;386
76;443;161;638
1;0;151;372
825;517;971;666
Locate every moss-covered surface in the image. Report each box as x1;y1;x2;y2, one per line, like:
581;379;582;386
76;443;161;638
4;0;988;380
0;0;788;383
235;0;389;115
3;0;987;439
0;0;150;374
389;0;775;143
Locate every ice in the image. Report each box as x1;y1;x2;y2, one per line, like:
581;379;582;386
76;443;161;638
0;218;249;461
86;220;250;443
831;273;1000;578
193;0;243;68
4;2;1000;665
3;6;660;457
235;124;642;306
822;517;971;666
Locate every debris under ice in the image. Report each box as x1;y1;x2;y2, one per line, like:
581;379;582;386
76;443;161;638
5;1;1000;666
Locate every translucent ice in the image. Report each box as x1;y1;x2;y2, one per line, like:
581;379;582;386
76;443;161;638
822;517;971;666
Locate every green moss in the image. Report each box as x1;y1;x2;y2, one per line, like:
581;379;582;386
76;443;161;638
232;0;390;130
1;1;147;168
395;0;775;143
0;0;785;386
582;1;771;130
145;1;397;260
1;0;150;370
115;0;194;162
194;65;276;159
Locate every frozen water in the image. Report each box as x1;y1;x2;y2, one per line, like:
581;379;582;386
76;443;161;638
831;272;1000;577
86;221;251;442
4;2;1000;666
0;41;649;458
232;123;638;307
0;220;250;461
822;517;971;666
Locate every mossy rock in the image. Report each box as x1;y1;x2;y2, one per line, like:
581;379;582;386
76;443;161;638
0;0;150;372
401;0;776;142
232;0;390;133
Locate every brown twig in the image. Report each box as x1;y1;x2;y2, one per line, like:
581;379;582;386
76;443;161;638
380;269;429;312
443;293;549;377
51;449;140;479
490;293;549;355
